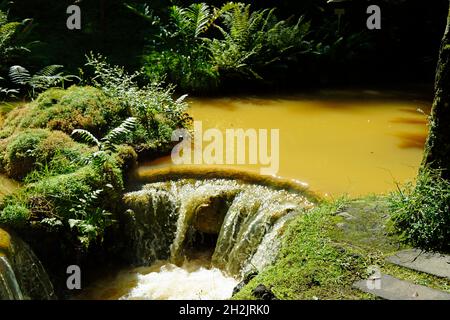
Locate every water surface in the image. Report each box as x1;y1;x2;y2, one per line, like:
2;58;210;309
141;91;429;196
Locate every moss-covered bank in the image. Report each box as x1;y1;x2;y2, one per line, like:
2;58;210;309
233;196;450;300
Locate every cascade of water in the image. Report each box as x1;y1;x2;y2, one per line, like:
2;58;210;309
0;255;24;300
123;178;314;276
8;236;55;300
0;228;55;300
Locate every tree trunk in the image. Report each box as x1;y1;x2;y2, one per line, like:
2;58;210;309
422;2;450;179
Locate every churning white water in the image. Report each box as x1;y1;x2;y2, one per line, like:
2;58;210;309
121;260;238;300
78;258;238;300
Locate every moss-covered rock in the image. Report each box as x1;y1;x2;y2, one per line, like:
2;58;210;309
0;129;88;179
0;227;11;254
0;86;126;138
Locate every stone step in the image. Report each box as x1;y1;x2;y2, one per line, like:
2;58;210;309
386;249;450;279
353;274;450;300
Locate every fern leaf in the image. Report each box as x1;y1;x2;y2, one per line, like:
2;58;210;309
35;64;63;77
187;3;211;37
9;65;31;85
72;129;101;147
103;117;137;145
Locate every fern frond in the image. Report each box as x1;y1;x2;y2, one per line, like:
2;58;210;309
102;117;137;145
9;65;31;85
34;64;63;77
186;3;211;37
72;129;101;147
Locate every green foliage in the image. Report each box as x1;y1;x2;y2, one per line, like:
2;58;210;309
0;128;87;179
142;3;222;93
85;53;191;152
0;203;30;227
389;167;450;252
0;9;33;69
67;188;115;248
209;4;312;80
233;199;368;300
1;158;124;248
0;75;18;99
142;2;316;92
72;117;137;166
0;86;126;138
8;65;80;99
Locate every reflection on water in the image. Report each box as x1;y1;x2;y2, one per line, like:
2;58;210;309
394;132;428;149
78;258;238;300
390;117;428;125
143;93;429;196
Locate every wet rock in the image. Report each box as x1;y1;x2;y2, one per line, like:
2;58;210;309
0;228;11;255
193;196;228;234
232;271;258;295
232;281;246;295
252;284;278;300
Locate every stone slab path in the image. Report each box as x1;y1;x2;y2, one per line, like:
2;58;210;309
353;274;450;300
387;249;450;279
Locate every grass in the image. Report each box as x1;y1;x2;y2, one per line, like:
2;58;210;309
233;195;450;300
389;167;450;252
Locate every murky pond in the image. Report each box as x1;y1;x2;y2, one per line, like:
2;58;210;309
140;90;429;196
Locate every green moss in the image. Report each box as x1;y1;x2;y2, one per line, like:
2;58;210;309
233;200;371;300
0;86;126;138
0;204;31;227
0;129;88;179
0;156;124;247
234;196;450;300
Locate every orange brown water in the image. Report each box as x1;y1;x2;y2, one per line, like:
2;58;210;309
141;91;429;196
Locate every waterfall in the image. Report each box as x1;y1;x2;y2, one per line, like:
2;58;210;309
123;178;314;277
0;228;55;300
0;255;24;300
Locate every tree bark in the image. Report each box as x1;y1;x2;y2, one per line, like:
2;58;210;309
422;2;450;179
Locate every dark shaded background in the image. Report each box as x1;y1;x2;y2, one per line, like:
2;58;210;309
6;0;448;90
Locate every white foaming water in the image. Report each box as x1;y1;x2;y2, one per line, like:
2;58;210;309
121;261;238;300
78;258;239;300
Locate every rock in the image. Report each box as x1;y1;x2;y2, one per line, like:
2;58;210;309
252;284;278;300
232;281;246;296
387;249;450;279
193;196;228;234
353;274;450;300
0;228;11;255
337;212;355;221
232;271;258;295
336;222;346;229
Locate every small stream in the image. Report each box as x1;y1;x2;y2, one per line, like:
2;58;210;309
79;177;313;300
0;91;431;300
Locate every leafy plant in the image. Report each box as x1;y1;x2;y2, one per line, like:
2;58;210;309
141;2;315;91
209;4;313;80
389;167;450;252
67;187;115;248
9;65;80;99
0;8;33;69
72;117;137;166
0;75;18;98
85;53;190;151
142;3;223;93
